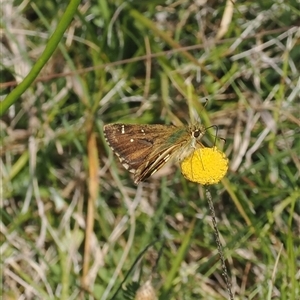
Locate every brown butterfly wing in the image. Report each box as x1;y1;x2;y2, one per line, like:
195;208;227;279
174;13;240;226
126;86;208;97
103;124;185;182
134;143;183;183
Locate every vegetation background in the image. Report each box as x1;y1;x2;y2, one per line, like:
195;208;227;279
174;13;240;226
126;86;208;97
1;0;299;299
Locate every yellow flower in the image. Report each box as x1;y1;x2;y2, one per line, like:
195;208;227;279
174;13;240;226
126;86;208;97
180;147;228;185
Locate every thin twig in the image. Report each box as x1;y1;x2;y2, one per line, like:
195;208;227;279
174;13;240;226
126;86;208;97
206;188;234;300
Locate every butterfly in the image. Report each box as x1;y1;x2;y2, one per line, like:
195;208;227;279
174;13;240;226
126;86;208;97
103;123;206;184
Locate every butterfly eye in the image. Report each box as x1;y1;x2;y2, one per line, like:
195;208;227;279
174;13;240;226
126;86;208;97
193;130;200;138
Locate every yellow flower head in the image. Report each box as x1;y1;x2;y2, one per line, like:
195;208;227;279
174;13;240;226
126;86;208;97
180;147;228;185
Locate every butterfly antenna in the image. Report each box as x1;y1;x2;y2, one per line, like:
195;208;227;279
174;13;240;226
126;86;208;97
205;125;226;146
203;98;209;108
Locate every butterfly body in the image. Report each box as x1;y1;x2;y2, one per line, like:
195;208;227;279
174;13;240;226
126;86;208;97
103;123;206;183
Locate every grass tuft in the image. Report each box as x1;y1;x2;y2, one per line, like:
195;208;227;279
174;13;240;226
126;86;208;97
1;1;299;299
